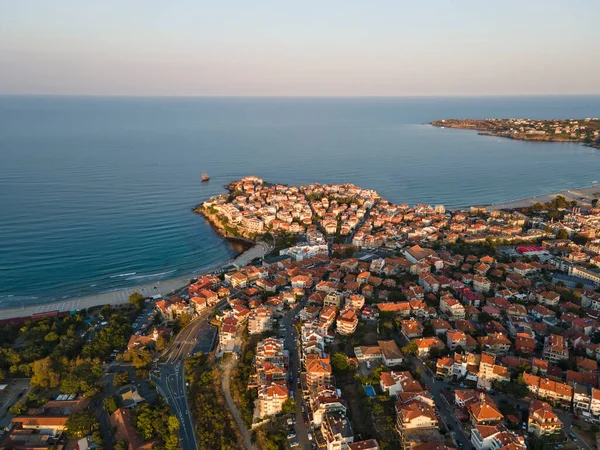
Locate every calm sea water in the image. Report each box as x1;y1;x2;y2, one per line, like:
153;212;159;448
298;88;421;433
1;96;600;306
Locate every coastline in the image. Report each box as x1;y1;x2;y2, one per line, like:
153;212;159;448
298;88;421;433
0;242;270;321
481;184;600;211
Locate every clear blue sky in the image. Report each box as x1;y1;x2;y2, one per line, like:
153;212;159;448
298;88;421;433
1;0;599;96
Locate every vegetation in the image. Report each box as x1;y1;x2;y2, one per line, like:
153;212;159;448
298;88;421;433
281;397;296;415
128;292;145;310
113;371;129;387
103;395;119;415
0;314;87;378
229;337;258;427
122;348;153;369
81;311;133;360
186;353;240;450
131;401;181;450
9;401;27;415
65;409;98;438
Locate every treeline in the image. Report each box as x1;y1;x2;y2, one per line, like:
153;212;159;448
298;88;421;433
0;306;133;404
185;354;240;450
131;401;180;450
0;314;86;378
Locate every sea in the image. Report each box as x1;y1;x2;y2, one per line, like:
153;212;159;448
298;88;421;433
1;95;600;307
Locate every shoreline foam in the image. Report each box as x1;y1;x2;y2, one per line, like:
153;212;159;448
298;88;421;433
0;242;269;321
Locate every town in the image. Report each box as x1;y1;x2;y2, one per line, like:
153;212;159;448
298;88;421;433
431;118;600;149
3;176;600;450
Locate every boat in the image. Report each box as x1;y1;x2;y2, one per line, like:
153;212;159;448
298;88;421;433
201;172;210;182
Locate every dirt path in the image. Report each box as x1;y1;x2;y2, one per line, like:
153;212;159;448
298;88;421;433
221;358;256;450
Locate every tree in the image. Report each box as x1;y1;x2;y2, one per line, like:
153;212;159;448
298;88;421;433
114;441;129;450
331;353;350;374
124;349;153;369
372;402;385;416
103;395;119;414
65;409;97;438
113;372;129;387
556;229;569;240
128;292;145;310
281;398;296;414
155;335;168;352
402;341;418;357
9;401;27;415
30;357;61;389
177;313;193;329
478;312;492;324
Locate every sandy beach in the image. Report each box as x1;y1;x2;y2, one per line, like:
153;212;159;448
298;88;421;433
484;184;600;211
0;242;270;322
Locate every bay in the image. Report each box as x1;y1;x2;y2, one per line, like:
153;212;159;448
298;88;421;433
1;95;599;305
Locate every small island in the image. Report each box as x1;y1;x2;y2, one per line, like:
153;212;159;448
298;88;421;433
432;118;600;149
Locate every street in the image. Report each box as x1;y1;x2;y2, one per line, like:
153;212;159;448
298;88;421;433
280;297;313;450
152;302;221;450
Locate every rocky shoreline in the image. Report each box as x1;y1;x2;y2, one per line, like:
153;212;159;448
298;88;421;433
432;118;600;149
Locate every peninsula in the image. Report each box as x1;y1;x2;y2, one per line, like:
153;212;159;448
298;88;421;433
432;118;600;149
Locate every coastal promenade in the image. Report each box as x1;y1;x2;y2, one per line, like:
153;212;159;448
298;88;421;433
0;242;271;321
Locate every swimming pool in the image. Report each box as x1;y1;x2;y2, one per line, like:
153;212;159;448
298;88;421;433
364;385;376;397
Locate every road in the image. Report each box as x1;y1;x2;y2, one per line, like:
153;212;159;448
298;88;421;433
280;298;312;450
410;357;472;449
152;302;221;450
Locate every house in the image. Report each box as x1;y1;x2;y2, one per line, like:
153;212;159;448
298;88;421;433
306;354;333;388
401;319;424;341
404;245;435;263
573;383;591;416
590;388;600;419
543;334;569;364
439;296;466;320
527;400;562;438
248;307;273;335
10;415;68;436
380;371;422;397
413;337;445;358
110;408;158;450
515;333;535;354
378;340;404;367
446;329;467;351
431;319;451;336
471;424;525;450
395;399;438;432
336;308;358;335
536;291;560;307
257;383;289;418
348;440;380;450
323;410;354;450
468;394;503;426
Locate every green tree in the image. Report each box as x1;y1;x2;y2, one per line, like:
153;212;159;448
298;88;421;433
103;395;119;415
556;229;569;240
113;372;129;387
9;401;27;415
155;334;168;351
281;398;296;414
331;352;350;374
30;357;61;389
124;348;153;369
402;341;418;357
128;292;145;310
114;441;129;450
65;409;97;438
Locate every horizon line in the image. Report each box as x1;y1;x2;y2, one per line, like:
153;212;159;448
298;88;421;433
2;93;600;99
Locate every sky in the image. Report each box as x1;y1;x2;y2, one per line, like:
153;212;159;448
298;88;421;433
1;0;599;96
